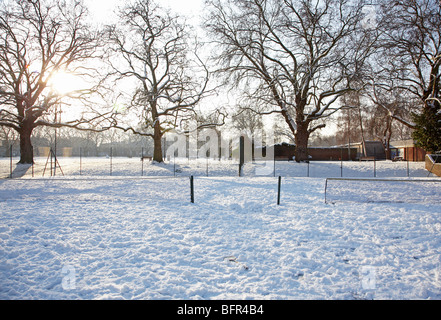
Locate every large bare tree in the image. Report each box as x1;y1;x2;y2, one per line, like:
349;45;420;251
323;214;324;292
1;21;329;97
0;0;110;164
372;0;441;152
107;0;215;163
204;0;375;161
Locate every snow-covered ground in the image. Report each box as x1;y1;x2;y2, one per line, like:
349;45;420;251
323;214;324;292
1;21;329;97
1;157;441;300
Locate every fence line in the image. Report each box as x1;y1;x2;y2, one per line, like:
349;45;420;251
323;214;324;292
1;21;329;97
324;177;441;204
0;151;433;179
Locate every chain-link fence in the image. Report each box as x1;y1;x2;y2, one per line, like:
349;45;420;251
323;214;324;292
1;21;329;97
0;145;433;179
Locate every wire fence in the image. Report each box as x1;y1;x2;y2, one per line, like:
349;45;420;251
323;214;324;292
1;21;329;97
0;150;434;179
324;178;441;204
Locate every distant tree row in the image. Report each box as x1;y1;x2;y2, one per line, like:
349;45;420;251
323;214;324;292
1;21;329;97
1;0;439;163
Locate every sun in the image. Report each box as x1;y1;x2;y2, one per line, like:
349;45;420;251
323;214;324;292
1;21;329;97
49;70;85;95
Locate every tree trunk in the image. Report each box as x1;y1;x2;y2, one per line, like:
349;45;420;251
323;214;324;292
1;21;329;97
380;116;393;160
152;120;163;163
357;104;367;158
385;119;393;160
18;125;34;164
294;124;310;162
153;137;163;162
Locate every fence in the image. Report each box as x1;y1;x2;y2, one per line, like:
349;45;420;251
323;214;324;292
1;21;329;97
324;177;441;204
0;148;433;179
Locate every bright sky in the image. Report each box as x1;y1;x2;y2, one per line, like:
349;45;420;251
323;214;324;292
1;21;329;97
58;1;338;137
85;0;205;25
48;1;215;126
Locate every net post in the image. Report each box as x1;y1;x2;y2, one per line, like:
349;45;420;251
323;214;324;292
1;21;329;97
239;136;244;177
190;175;194;203
374;157;376;177
110;147;113;176
9;144;12;179
407;157;409;177
277;176;281;205
80;147;82;176
307;161;310;177
141;147;144;177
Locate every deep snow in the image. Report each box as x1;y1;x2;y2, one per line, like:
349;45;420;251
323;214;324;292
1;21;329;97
1;158;441;300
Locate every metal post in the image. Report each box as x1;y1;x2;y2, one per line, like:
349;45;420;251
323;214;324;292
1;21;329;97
53;148;57;177
407;157;410;177
374;157;376;178
80;147;82;176
9;144;12;179
52;148;64;177
110;147;113;176
307;161;310;177
273;154;276;177
239;136;244;177
340;147;343;177
50;148;53;177
347;108;351;159
190;176;194;203
277;176;281;205
31;146;34;177
141;147;144;176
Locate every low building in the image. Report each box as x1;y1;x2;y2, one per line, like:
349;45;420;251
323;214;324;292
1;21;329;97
337;141;386;160
261;143;358;161
308;147;357;161
356;141;386;160
390;139;428;162
274;142;296;160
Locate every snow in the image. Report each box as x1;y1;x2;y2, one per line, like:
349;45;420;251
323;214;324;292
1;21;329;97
1;157;441;300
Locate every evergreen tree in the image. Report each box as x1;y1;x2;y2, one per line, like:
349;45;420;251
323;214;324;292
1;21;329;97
412;103;441;153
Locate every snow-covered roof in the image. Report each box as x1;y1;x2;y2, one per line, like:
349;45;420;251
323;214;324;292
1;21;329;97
390;139;417;148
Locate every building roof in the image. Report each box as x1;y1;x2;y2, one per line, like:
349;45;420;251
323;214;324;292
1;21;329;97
390;139;417;148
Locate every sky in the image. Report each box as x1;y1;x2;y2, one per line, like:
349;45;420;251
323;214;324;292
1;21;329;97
82;0;337;137
68;0;340;137
85;0;205;25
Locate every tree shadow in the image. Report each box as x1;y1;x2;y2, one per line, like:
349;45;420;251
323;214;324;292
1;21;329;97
2;163;33;179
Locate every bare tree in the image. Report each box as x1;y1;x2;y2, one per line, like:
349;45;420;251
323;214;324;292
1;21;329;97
231;104;264;138
0;125;18;156
204;0;375;161
336;86;416;159
367;84;418;157
335;93;365;150
0;0;111;164
106;0;217;163
373;0;441;152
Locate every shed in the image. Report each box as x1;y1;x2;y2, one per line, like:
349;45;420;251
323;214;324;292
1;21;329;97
341;141;386;160
390;139;428;162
